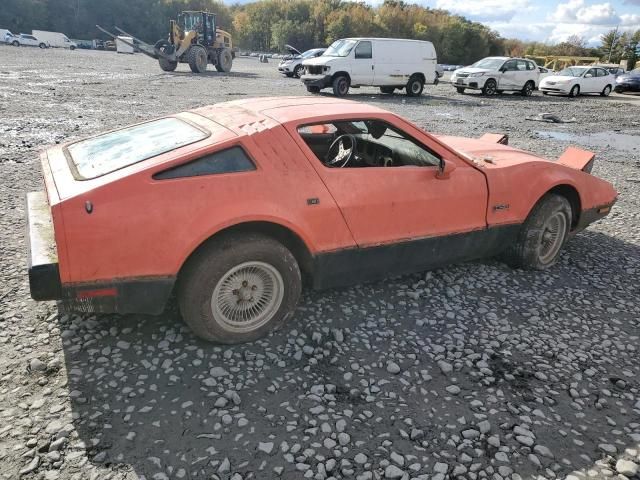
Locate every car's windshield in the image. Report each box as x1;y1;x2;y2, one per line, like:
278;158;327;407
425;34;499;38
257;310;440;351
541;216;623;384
470;58;505;69
325;39;357;57
557;67;586;77
301;49;322;58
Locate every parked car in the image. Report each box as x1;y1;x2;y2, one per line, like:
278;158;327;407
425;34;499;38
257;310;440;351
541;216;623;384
538;66;553;81
26;97;617;344
1;29;16;44
301;37;437;97
11;33;48;48
278;45;326;78
614;68;640;93
32;30;76;49
539;66;614;97
451;57;540;96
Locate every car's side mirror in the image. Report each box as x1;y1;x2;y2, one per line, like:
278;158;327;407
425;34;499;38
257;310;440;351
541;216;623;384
436;159;457;179
499;67;506;73
585;73;593;78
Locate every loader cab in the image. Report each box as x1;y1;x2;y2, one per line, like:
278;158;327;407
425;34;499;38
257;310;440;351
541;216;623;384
179;11;216;47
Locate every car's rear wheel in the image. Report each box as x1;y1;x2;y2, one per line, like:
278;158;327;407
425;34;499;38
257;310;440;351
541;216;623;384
521;81;534;96
178;233;301;343
501;193;571;270
406;75;424;97
600;85;612;96
332;75;350;96
482;79;497;95
569;85;580;97
455;87;465;94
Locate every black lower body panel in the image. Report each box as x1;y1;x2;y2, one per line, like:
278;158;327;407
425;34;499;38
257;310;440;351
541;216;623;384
311;225;521;289
58;278;176;316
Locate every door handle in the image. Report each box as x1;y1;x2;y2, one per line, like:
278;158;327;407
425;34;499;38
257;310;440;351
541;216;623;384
372;65;374;70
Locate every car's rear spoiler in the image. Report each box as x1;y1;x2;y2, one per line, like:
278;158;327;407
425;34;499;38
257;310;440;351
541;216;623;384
557;146;595;173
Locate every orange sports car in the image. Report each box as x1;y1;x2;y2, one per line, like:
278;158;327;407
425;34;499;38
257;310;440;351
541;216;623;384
27;97;617;343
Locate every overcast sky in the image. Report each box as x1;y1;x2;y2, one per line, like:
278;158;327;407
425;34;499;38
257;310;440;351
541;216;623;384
385;0;640;44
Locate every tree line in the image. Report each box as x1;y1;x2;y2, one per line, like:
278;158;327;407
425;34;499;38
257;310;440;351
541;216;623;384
1;0;638;66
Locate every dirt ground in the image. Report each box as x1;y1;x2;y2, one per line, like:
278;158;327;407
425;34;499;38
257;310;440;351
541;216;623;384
1;46;639;480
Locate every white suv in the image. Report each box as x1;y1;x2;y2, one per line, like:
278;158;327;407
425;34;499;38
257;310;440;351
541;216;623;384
11;33;48;48
451;57;540;96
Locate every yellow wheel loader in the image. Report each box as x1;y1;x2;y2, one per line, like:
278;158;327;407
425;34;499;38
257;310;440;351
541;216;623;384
98;11;234;74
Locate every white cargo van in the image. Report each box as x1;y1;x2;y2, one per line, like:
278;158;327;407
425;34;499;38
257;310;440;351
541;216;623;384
301;37;437;97
116;36;134;54
32;31;76;49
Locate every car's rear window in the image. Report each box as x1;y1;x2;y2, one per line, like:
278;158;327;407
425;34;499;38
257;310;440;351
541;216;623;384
67;118;208;179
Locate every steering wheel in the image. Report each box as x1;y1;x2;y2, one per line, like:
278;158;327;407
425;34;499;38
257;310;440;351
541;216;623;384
325;134;356;168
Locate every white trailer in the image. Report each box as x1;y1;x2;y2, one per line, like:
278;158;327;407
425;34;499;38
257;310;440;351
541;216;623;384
32;30;76;49
116;36;134;54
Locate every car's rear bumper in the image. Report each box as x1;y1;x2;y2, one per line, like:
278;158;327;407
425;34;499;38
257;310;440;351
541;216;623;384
26;191;62;300
26;191;174;315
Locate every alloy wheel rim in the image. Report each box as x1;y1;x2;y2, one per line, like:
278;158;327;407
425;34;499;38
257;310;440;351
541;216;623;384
538;212;567;264
412;81;420;93
211;261;284;333
486;81;496;94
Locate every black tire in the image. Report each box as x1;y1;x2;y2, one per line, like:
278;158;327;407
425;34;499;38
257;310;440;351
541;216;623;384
70;45;75;50
12;41;19;47
569;85;580;97
406;75;424;97
293;64;304;78
600;85;611;97
39;43;46;49
332;75;350;96
456;87;465;94
188;45;208;73
380;86;395;94
482;79;497;95
215;48;233;72
306;86;320;94
159;57;178;72
178;233;302;344
501;194;572;270
521;81;534;96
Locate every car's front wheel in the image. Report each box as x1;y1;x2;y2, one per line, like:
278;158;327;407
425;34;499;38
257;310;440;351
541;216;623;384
293;64;304;78
332;75;350;96
12;41;19;47
455;87;465;94
482;79;497;95
178;234;301;343
39;43;46;49
569;85;580;97
501;193;571;270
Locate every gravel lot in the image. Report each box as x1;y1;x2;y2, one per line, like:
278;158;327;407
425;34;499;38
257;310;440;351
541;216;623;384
1;46;639;480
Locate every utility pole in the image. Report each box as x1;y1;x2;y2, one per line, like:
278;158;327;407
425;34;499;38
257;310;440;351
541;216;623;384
607;25;619;63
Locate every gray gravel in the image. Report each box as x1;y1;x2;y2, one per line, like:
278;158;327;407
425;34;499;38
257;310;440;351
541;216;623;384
1;46;639;480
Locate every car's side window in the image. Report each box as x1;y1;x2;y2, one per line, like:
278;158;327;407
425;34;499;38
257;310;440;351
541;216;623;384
354;41;372;59
516;60;527;71
585;68;596;77
596;68;607;77
526;61;536;71
502;60;517;71
297;119;441;169
153;146;256;180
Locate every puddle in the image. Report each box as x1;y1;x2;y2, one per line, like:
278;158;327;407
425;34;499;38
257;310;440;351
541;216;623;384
537;130;639;153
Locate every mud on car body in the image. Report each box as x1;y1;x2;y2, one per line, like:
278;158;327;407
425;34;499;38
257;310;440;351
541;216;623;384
27;97;617;344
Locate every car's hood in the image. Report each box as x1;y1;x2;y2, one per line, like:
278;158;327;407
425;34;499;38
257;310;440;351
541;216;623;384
437;136;547;167
455;67;491;75
285;44;301;56
541;75;577;83
302;56;334;66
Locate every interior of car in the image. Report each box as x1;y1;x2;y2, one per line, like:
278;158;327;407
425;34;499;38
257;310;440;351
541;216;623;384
297;120;442;169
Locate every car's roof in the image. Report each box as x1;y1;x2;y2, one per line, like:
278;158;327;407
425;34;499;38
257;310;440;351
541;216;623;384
340;37;433;44
191;97;390;133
